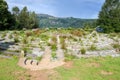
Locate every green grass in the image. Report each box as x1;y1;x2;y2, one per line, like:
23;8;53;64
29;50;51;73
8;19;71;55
56;57;120;80
0;58;25;80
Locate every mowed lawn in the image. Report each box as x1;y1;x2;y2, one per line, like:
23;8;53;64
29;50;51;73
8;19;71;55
56;57;120;80
0;57;120;80
0;58;26;80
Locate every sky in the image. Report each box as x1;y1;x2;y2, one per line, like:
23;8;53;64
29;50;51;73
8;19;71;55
5;0;105;19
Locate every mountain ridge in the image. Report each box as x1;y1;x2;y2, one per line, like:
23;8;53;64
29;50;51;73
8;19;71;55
37;14;96;28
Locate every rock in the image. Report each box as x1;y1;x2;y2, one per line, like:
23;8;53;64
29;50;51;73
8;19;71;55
20;50;25;58
32;48;44;57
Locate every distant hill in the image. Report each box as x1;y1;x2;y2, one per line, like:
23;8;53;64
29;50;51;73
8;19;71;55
37;14;96;28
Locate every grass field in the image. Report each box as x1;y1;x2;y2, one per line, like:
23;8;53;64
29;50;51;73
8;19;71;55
0;58;26;80
0;57;120;80
57;56;120;80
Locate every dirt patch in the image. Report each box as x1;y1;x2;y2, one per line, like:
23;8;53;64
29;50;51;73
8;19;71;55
101;70;113;75
18;46;65;70
70;77;79;80
13;71;27;80
26;70;48;80
64;61;74;69
87;62;100;68
22;69;61;80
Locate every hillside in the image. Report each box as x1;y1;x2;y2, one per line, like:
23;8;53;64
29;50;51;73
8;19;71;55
37;14;96;28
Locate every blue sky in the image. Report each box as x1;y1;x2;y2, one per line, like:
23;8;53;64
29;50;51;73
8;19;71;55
6;0;105;19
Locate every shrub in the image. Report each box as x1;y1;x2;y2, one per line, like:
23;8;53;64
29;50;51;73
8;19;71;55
64;53;77;61
89;44;97;51
60;38;66;50
12;55;18;60
52;36;57;43
8;34;13;39
80;48;86;54
112;43;120;49
70;30;84;37
1;33;6;38
51;44;57;51
14;37;19;43
36;56;42;61
40;35;49;41
0;52;2;54
22;47;29;53
33;29;41;35
51;52;57;58
25;31;33;37
22;38;27;44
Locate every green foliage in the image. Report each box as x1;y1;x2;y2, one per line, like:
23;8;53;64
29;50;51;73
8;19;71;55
51;44;57;51
64;53;77;61
112;43;120;48
14;37;19;43
1;33;6;38
60;37;66;50
22;47;29;53
51;36;57;43
97;0;120;33
89;44;97;51
8;34;13;39
36;56;42;61
51;51;57;58
0;0;15;30
18;7;39;29
80;48;86;54
22;38;27;44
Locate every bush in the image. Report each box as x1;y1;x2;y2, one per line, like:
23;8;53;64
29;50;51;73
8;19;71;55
80;48;86;54
89;44;97;51
64;53;77;61
14;37;19;43
22;47;29;53
51;52;57;58
112;43;120;49
36;56;42;61
60;38;66;50
25;31;33;37
8;34;13;39
51;44;57;51
70;30;84;37
22;38;27;44
1;33;6;38
52;36;57;43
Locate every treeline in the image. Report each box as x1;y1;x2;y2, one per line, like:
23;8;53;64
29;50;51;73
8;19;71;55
0;0;39;30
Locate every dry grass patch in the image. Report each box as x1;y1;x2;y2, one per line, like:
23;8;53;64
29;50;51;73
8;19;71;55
101;70;113;75
63;61;74;69
87;62;100;68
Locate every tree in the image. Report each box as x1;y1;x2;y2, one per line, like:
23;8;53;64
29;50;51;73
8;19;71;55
19;6;29;29
18;6;39;29
12;6;20;29
0;0;15;30
28;11;39;29
97;0;120;33
12;6;20;15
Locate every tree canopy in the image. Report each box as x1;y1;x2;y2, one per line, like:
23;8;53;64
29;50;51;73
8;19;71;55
97;0;120;33
0;0;15;30
0;0;39;30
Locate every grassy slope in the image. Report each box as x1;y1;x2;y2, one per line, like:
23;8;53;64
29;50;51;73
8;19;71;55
0;58;25;80
56;57;120;80
0;57;120;80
